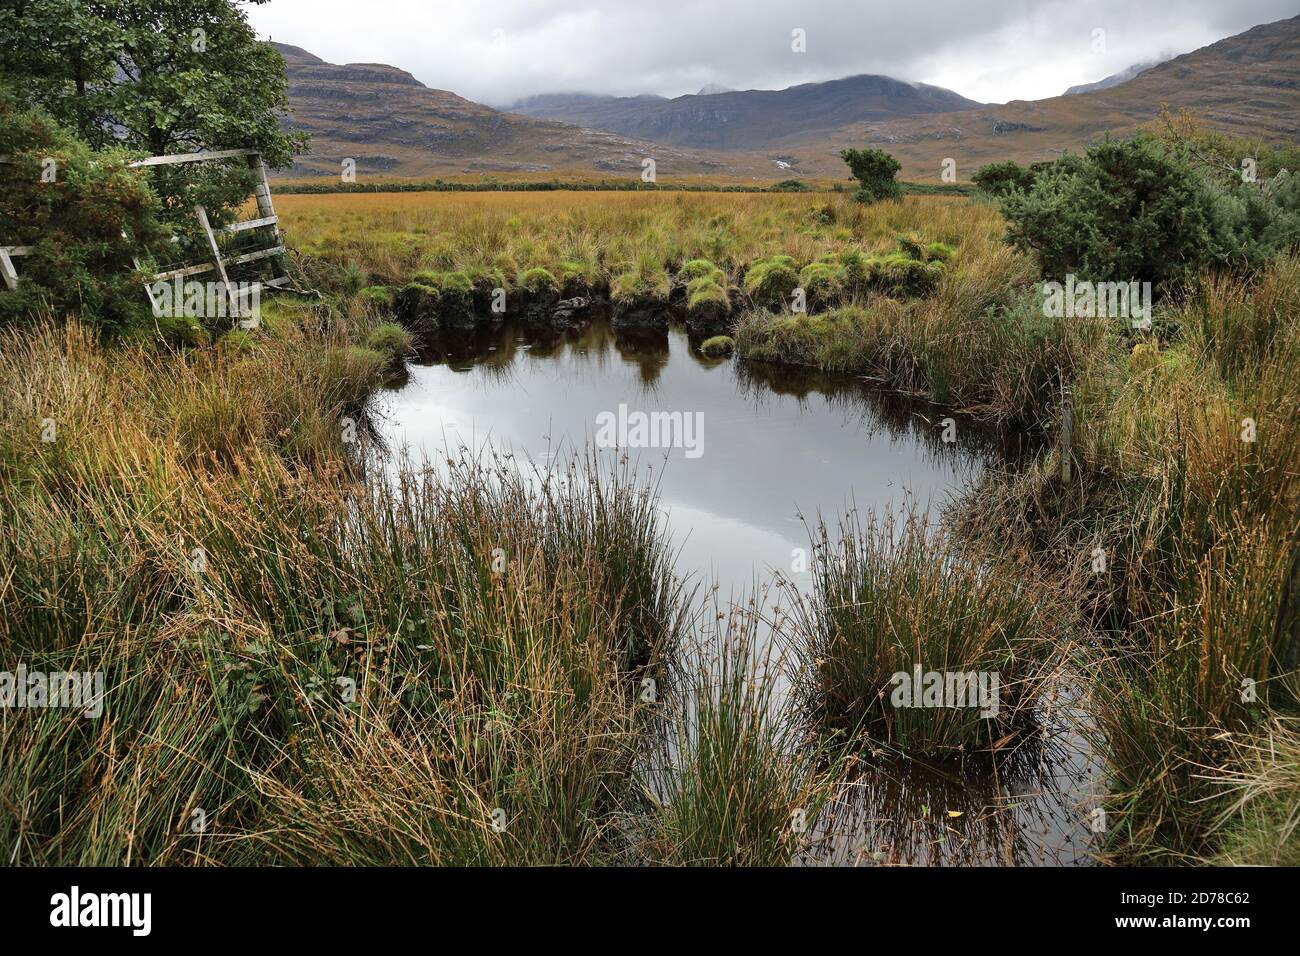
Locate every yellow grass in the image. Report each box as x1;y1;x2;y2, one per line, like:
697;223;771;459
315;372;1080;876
274;191;1005;286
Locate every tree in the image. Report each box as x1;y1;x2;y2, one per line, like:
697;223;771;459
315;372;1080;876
840;147;902;203
0;0;307;234
1;0;303;161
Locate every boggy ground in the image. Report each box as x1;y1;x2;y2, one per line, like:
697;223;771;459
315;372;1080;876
278;191;1006;340
2;190;1295;865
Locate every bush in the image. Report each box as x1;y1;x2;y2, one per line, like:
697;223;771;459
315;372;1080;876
999;134;1300;292
840;147;903;203
971;160;1050;197
0;94;167;332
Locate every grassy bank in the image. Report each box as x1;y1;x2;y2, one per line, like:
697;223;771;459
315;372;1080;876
0;316;849;865
952;254;1300;862
277;192;1007;330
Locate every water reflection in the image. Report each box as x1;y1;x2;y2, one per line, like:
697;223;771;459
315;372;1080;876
376;315;1096;866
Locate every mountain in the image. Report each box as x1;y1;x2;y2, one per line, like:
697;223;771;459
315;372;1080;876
270;16;1300;182
507;74;984;150
270;43;752;179
778;15;1300;178
697;84;735;96
1063;58;1168;95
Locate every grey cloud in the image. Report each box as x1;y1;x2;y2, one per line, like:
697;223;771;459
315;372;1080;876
247;0;1300;106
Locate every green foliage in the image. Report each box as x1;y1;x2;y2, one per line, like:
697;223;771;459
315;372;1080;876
359;285;395;308
1;0;304;162
680;258;721;280
682;259;730;313
413;270;472;296
611;263;670;303
865;252;945;298
797;258;844;308
840;147;903;203
998;134;1300;291
0;92;166;331
518;267;558;294
1;0;307;241
971;160;1051;197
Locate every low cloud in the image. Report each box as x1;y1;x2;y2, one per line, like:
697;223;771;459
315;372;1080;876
248;0;1299;106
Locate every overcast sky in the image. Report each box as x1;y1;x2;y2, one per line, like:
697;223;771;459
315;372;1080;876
246;0;1299;107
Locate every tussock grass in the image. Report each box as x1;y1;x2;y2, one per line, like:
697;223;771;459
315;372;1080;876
780;511;1061;754
734;241;1087;429
0;318;706;865
277;191;1004;306
1205;718;1300;866
955;253;1300;862
638;604;842;866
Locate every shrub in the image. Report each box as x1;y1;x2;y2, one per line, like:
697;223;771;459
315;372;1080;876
840;147;903;203
0;94;167;332
971;160;1049;197
999;134;1300;292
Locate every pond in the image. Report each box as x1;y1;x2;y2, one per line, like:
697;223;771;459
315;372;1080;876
376;313;1102;866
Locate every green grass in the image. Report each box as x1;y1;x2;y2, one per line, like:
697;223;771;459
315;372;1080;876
699;335;735;357
781;510;1060;754
1;314;878;866
639;606;843;865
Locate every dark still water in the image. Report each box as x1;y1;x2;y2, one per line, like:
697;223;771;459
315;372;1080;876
377;318;1002;595
376;316;1101;866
